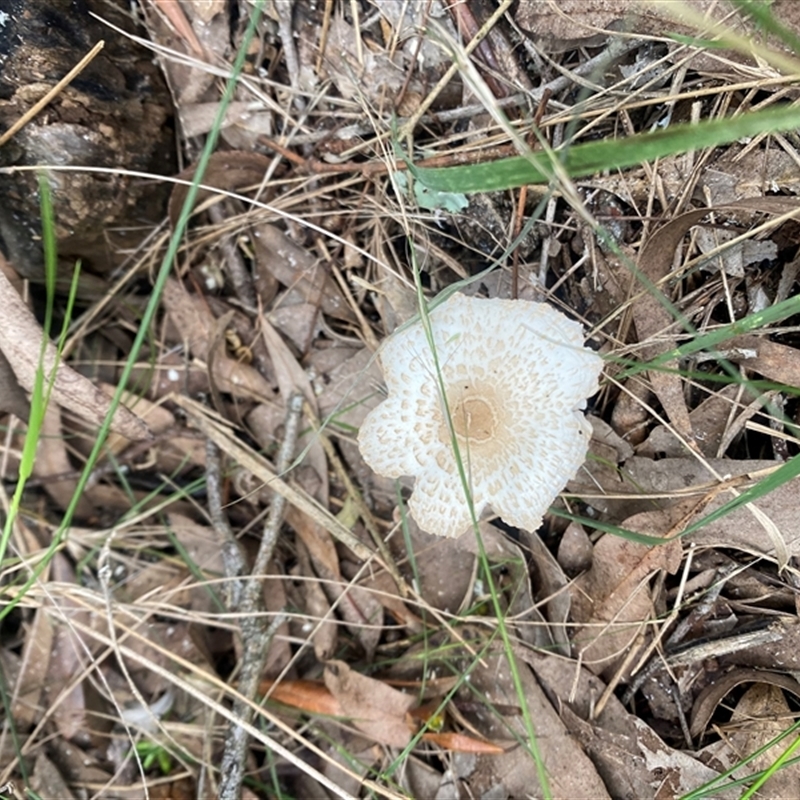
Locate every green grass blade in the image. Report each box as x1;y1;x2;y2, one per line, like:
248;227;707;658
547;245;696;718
614;292;800;381
681;454;800;538
413;104;800;193
0;176;79;567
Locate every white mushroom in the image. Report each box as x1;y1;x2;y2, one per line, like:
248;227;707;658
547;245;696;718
358;292;603;538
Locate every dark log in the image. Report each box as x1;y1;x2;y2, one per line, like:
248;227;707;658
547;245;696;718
0;0;174;278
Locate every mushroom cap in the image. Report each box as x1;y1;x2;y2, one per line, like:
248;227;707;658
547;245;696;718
358;292;603;538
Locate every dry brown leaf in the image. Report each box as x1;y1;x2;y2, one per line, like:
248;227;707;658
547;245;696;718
514;0;626;49
151;0;205;56
170;100;254;138
122;619;214;698
369;262;418;334
622;456;800;559
321;16;407;106
46;611;91;740
357;568;422;632
462;651;611;799
252;223;357;325
259;316;328;504
571;504;683;673
262;573;293;680
572;417;636;496
291;506;383;660
162;278;274;401
167;513;225;576
11;606;53;728
523;529;572;655
295;537;338;662
310;344;384;477
421;732;505;754
634;210;721;445
30;753;76;800
103;388;206;473
386;514;476;614
181;100;275;151
168;151;272;226
641;384;744;458
318;744;376;800
102;517;216;618
286;506;342;581
324;660;415;748
243;401;287;460
260;677;343;717
610;377;651;446
558;704;678;799
376;1;459;78
116;558;186;606
693;225;778;278
632;717;736;799
0;258;151;441
557;521;594;575
726;333;800;387
145;0;235;112
0;347;30;420
148;778;197;800
128;350;208;400
258;318;317;409
515;0;800;69
459;522;555;650
33;404;94;518
267;301;320;354
177;395;375;563
338;565;384;662
186;0;227;24
703;147;800;204
526;649;735;799
47;738;115;794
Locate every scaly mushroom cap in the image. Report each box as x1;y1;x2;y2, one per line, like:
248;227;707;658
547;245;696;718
358;292;603;538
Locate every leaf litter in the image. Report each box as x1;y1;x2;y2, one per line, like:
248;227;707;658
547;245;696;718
4;1;800;798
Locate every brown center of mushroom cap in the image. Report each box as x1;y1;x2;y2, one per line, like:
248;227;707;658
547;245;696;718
444;384;501;445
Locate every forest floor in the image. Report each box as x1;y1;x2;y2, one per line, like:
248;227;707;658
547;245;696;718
3;1;800;798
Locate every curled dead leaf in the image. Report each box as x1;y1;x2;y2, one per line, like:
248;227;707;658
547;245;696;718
162;278;275;402
690;667;800;739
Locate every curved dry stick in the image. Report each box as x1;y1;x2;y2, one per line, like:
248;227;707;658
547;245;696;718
0;260;151;442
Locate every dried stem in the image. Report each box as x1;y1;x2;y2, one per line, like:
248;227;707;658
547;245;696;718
217;394;303;800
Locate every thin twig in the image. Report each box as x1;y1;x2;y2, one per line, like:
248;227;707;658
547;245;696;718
206;439;246;610
255;393;304;576
217;394;303;800
0;41;105;147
